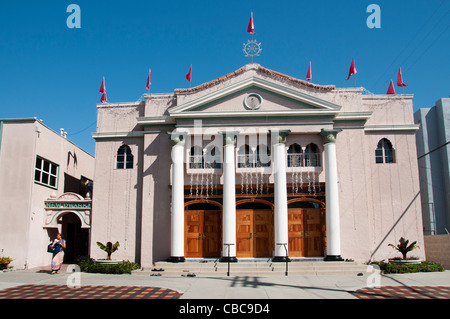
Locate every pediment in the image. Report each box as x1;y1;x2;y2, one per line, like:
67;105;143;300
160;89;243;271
169;76;341;119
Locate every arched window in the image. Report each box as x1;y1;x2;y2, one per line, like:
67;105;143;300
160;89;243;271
238;144;254;168
287;144;303;167
204;147;221;169
375;138;395;163
256;145;271;167
305;143;320;167
190;146;204;169
117;145;134;169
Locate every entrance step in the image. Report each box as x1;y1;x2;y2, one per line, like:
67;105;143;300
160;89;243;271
132;260;368;277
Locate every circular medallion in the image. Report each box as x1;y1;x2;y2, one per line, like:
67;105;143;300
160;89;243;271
244;93;263;110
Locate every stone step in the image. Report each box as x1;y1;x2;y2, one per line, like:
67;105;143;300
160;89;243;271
132;261;368;277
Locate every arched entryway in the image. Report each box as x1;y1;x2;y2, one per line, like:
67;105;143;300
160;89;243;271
236;199;274;258
60;212;90;263
287;198;326;257
184;200;222;258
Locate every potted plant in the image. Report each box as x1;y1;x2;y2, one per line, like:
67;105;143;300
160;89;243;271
0;256;13;270
388;237;421;265
96;241;122;264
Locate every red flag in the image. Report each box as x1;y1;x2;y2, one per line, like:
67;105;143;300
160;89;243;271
247;12;255;34
345;57;357;80
387;79;396;95
306;61;312;81
397;67;408;87
99;77;107;103
146;68;151;90
186;64;192;83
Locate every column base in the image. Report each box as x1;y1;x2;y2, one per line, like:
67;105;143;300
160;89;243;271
324;255;344;261
219;256;238;263
167;256;185;263
272;256;291;262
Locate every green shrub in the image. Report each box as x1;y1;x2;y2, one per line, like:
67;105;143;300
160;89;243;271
77;256;140;274
370;260;445;274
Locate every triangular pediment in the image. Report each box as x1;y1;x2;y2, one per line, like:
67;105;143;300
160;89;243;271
169;70;341;119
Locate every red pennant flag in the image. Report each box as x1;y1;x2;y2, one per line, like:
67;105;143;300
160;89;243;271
99;77;107;103
387;79;396;95
186;64;192;83
345;57;357;80
397;67;408;87
247;12;255;34
306;61;312;81
146;68;151;90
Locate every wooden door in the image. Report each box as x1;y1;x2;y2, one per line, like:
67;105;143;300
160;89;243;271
254;210;273;257
185;210;221;258
304;208;323;257
288;208;325;257
203;211;221;257
288;209;304;257
236;210;253;257
185;211;203;258
236;209;273;257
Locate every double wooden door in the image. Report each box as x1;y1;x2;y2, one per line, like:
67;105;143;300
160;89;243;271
185;210;222;258
288;208;325;257
236;209;273;257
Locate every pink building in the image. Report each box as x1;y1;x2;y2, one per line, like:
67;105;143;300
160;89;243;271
91;64;424;266
0;119;94;269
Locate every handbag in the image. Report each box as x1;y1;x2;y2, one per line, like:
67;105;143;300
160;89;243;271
47;243;54;253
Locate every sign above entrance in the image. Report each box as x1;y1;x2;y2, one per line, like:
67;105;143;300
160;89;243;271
43;192;92;229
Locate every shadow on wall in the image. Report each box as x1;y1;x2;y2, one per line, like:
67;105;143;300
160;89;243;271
368;192;421;262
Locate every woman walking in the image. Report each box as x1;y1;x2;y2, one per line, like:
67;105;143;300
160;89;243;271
50;233;66;274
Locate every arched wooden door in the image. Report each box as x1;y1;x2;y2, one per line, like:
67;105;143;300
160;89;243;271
236;200;274;258
288;200;325;257
184;201;222;258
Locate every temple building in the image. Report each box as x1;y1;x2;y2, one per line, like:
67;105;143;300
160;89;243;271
91;63;425;266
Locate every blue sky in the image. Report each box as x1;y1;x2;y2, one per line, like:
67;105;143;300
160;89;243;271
0;0;449;156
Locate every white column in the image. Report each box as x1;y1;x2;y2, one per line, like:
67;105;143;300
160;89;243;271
320;129;343;261
272;130;290;262
169;133;186;262
220;132;238;262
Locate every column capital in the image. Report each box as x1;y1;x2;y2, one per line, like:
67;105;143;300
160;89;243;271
270;129;291;144
219;131;239;145
168;132;187;146
319;129;342;144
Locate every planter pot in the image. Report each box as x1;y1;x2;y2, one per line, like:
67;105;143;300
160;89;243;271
389;259;421;265
94;259;124;265
0;263;10;270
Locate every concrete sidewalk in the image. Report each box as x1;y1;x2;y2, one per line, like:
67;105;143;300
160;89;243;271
1;267;450;299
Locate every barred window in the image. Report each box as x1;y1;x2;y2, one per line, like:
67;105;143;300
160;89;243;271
287;144;303;167
304;143;320;167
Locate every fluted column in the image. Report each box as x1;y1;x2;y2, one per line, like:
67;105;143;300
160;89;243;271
168;132;186;262
319;129;343;261
220;131;239;262
271;129;291;262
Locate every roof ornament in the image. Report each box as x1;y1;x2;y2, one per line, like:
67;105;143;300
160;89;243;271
243;12;262;63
